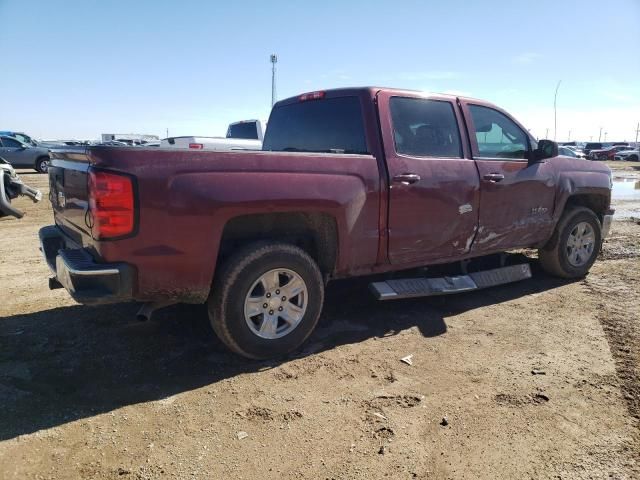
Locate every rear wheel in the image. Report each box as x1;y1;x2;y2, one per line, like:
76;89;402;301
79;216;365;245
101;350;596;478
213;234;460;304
208;242;324;360
35;157;50;173
538;207;602;278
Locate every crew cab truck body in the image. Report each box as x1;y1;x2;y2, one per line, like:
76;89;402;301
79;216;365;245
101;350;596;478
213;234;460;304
40;87;613;359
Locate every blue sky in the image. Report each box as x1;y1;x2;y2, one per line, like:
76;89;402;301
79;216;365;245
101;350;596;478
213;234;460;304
1;0;639;142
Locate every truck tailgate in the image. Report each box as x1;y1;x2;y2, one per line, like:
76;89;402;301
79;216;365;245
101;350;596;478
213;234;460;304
48;148;92;245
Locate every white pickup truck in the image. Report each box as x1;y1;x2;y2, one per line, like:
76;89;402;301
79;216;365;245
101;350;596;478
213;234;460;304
161;119;265;151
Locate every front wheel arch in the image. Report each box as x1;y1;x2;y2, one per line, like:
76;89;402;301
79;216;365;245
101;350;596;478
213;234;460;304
538;206;602;278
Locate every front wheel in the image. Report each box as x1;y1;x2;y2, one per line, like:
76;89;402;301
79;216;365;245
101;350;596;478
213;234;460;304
538;207;602;278
208;243;324;359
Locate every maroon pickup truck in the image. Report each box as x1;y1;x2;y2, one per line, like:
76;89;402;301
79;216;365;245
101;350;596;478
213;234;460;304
40;87;613;359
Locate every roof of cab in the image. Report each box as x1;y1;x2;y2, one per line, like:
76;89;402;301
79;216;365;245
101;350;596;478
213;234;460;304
275;86;491;108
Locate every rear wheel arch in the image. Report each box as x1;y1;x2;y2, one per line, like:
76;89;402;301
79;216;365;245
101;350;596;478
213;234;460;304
215;212;339;279
35;156;50;173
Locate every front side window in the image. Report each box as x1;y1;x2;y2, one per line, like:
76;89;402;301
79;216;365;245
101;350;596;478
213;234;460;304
469;105;528;159
263;96;368;155
13;133;34;145
390;97;462;158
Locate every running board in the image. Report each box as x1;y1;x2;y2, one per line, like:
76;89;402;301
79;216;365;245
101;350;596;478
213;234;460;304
369;264;532;300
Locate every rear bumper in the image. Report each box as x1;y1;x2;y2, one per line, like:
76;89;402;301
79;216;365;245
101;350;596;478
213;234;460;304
39;225;135;305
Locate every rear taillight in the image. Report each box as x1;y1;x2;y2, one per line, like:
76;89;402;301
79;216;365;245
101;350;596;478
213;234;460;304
189;143;204;149
88;169;135;239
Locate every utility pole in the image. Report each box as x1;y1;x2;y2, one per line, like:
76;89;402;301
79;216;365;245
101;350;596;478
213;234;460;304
568;130;571;141
166;128;169;138
598;127;603;142
545;128;549;138
553;80;562;141
270;54;278;107
635;122;639;145
604;132;608;142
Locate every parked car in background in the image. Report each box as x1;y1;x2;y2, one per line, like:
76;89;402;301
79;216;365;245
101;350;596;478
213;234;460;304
589;145;634;160
41;87;613;359
566;146;586;157
0;130;39;146
558;146;586;158
161;119;265;151
99;140;130;147
614;149;639;161
583;142;604;156
0;135;51;172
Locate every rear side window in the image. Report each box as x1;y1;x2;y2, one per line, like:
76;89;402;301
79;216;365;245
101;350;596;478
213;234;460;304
390;97;462;158
1;137;22;148
263;96;369;154
469;105;529;159
227;122;258;140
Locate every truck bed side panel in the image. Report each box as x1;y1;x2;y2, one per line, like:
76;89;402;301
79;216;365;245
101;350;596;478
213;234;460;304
85;148;381;302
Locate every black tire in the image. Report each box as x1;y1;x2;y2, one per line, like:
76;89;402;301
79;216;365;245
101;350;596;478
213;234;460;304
207;242;324;360
35;156;50;173
629;154;639;162
538;207;602;279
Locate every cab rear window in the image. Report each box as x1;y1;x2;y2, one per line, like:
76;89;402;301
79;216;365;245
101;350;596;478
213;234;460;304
263;96;369;155
227;122;258;139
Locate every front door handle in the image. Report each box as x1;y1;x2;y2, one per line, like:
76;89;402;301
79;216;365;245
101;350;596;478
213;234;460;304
393;173;421;185
483;173;505;182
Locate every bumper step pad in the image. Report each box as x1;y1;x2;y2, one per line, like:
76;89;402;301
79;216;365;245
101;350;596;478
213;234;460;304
369;264;532;300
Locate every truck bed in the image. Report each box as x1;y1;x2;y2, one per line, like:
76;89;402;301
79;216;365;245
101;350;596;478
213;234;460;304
48;146;382;303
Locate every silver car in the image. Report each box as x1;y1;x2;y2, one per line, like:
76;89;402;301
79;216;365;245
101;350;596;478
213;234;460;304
0;136;51;173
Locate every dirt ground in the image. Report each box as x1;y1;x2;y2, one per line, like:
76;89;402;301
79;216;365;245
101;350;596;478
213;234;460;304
1;165;639;479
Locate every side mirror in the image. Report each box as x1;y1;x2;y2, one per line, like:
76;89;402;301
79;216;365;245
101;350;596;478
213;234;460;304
530;139;558;164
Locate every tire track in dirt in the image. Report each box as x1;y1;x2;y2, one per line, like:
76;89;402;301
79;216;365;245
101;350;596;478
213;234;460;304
585;224;640;464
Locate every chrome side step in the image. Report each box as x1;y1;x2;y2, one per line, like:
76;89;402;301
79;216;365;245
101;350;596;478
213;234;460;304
369;264;532;300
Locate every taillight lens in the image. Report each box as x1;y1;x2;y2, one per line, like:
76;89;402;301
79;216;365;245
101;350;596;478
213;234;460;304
189;143;204;149
88;169;135;239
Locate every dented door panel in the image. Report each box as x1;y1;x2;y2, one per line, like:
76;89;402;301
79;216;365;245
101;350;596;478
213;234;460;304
376;90;480;265
473;159;556;251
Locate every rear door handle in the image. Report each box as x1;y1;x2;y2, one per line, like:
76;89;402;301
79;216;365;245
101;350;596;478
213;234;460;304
393;173;421;185
483;173;505;182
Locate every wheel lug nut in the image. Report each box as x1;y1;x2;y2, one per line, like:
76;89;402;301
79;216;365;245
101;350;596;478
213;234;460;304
263;303;268;308
278;307;283;311
281;296;286;301
266;293;271;298
275;290;280;294
269;310;274;315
